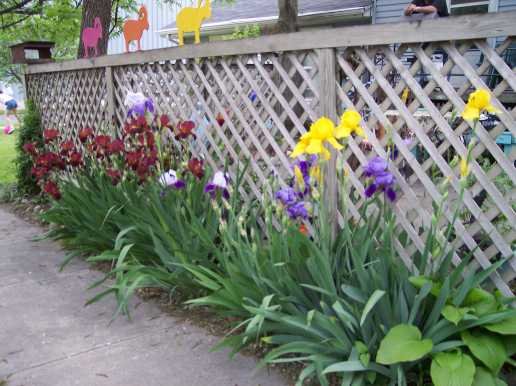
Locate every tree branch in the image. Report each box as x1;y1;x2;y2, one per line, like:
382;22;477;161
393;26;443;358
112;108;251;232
109;0;119;35
0;14;31;30
0;0;42;16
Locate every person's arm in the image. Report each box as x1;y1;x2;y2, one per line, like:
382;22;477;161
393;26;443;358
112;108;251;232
413;4;438;13
404;2;418;16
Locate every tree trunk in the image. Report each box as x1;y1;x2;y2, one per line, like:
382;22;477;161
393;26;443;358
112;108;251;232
275;0;302;131
277;0;298;33
77;0;112;58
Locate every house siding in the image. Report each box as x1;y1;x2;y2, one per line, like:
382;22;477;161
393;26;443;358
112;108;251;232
499;0;516;11
374;0;407;23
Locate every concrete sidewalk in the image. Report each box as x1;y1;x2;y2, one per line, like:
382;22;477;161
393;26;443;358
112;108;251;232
0;206;287;386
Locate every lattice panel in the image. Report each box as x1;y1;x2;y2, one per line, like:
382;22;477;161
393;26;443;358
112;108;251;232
26;68;109;145
112;51;320;199
335;37;516;294
24;34;515;294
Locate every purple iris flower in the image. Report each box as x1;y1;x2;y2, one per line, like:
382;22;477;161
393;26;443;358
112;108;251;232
363;156;396;202
128;99;154;117
364;156;388;177
286;201;309;220
275;187;299;206
375;171;395;186
124;92;155;118
364;183;378;198
204;171;230;199
159;170;186;189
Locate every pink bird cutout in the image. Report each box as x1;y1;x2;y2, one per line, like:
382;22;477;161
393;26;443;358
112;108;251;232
82;17;103;58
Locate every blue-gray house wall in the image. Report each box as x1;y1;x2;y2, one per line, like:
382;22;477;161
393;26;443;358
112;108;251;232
373;0;407;23
499;0;516;11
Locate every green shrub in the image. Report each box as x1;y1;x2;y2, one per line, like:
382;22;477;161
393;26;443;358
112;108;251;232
15;100;43;195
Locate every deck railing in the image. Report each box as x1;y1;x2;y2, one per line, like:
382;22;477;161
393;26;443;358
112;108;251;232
25;11;516;294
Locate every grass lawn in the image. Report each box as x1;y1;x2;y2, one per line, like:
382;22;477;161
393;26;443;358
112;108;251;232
0;130;18;184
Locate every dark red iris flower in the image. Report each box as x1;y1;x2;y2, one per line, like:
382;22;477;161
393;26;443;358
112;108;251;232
160;114;171;128
79;127;94;143
136;161;150;181
124;121;143;136
36;152;60;169
188;158;204;179
176;121;196;140
23;142;38;156
125;151;142;170
95;135;112;149
31;166;48;180
146;132;155;147
69;151;83;167
56;157;66;170
44;180;61;200
60;139;75;154
107;139;124;155
43;128;60;143
216;112;225;127
136;115;148;127
106;168;122;185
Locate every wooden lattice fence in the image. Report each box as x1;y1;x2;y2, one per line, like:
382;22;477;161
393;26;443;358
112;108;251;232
25;12;516;294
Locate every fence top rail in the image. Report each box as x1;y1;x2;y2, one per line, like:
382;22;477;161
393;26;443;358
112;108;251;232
26;11;516;75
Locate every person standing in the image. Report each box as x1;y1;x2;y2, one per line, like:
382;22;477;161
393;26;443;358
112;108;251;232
0;88;19;122
0;88;19;135
403;0;449;20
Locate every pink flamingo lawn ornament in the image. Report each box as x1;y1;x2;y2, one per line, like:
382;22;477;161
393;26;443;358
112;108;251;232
82;17;103;58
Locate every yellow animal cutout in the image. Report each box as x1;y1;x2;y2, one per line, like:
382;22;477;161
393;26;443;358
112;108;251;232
176;0;212;46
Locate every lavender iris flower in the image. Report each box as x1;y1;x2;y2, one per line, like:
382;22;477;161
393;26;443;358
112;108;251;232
204;171;230;199
375;171;395;186
124;92;155;118
364;156;396;202
275;187;298;206
159;170;186;189
364;156;388;177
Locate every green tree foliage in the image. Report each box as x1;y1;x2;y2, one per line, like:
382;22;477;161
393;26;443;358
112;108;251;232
0;0;135;84
225;24;261;40
0;1;82;83
15;100;43;195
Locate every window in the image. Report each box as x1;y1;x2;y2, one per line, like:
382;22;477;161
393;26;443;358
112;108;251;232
24;49;40;60
448;0;489;15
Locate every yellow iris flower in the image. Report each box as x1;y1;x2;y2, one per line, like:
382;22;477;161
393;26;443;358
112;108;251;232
310;165;322;185
460;157;470;179
336;110;365;138
461;89;500;121
290;117;343;160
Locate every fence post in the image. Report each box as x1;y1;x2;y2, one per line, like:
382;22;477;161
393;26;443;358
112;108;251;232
317;48;339;236
105;66;115;126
